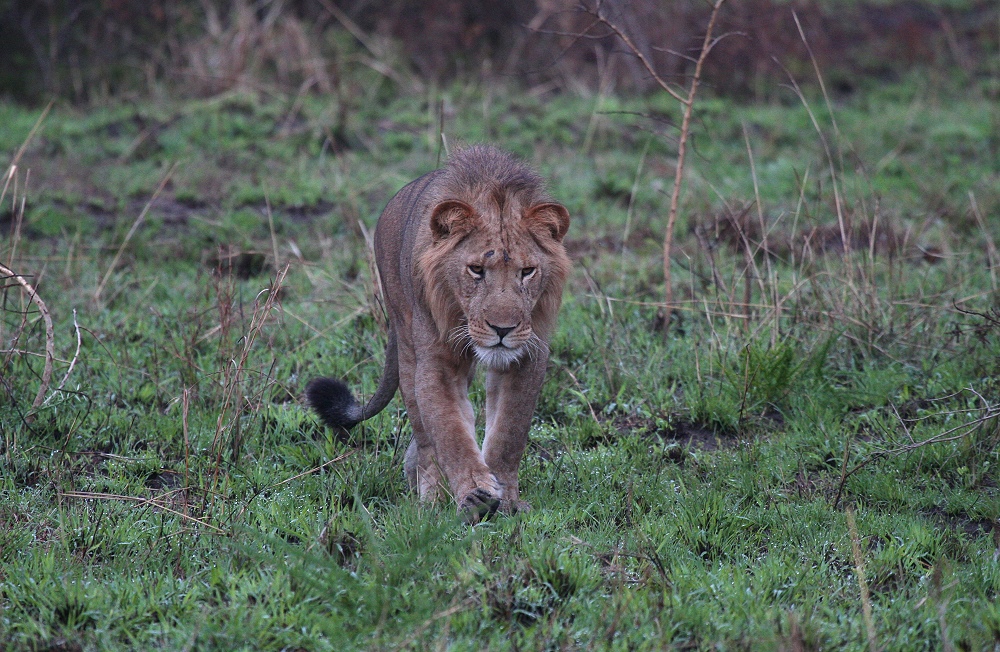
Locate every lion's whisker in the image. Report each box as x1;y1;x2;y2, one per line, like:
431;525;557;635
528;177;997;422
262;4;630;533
447;323;476;357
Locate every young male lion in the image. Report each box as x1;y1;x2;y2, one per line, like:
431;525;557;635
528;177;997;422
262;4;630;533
307;145;570;520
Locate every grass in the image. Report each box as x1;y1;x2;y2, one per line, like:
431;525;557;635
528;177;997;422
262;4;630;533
2;71;1000;650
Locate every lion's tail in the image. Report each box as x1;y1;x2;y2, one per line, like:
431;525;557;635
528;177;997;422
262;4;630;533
305;328;400;430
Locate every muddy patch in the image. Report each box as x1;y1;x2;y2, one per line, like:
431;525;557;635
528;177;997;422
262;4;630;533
923;506;998;539
610;412;738;452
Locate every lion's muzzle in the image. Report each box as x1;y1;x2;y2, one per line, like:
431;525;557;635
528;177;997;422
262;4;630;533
474;340;527;370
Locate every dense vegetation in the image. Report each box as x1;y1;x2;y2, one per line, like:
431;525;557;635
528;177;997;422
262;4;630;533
3;0;998;101
2;2;1000;649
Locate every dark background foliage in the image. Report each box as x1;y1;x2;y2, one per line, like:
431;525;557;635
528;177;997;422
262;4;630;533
1;0;997;103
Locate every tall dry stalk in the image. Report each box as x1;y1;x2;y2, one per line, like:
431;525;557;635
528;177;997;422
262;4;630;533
846;507;878;652
209;264;289;492
587;0;728;336
95;162;176;303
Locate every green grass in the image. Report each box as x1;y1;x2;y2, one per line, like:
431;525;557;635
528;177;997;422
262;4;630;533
2;73;1000;650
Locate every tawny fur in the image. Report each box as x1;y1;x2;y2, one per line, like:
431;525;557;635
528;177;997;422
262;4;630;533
307;145;570;520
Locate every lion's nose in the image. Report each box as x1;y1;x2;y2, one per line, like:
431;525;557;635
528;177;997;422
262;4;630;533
488;323;516;341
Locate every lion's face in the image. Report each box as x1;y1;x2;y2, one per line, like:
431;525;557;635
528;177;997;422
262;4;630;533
454;229;548;368
421;198;571;370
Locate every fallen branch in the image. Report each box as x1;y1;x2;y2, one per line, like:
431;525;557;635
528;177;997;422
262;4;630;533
833;387;999;509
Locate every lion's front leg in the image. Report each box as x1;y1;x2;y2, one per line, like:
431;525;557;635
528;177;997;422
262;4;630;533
414;355;501;520
482;357;547;514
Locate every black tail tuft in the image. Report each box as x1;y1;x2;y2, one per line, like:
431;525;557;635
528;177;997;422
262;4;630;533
305;377;363;430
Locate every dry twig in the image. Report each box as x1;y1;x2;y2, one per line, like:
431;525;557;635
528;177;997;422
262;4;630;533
95;162;177;302
0;263;54;421
833;388;999;509
210;264;290;489
270;450;355;488
587;0;729;336
60;491;226;534
50;308;82;398
5;101;52;177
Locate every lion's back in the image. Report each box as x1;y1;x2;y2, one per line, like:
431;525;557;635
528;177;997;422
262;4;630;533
373;169;443;310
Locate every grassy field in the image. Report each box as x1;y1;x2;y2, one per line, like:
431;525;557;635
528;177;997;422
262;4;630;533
2;68;1000;650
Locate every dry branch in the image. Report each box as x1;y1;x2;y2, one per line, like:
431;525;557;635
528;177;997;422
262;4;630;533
587;0;728;336
51;308;82;398
0;263;54;420
833;388;999;509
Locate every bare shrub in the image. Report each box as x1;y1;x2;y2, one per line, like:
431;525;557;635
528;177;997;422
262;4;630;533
2;1;996;101
179;0;337;96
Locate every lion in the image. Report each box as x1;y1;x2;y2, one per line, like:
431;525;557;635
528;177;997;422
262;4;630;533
306;145;571;520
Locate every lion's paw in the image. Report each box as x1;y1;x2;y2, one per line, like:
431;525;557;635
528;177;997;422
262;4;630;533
458;487;501;524
499;499;531;515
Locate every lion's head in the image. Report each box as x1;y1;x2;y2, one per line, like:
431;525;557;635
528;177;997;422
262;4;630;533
416;147;571;369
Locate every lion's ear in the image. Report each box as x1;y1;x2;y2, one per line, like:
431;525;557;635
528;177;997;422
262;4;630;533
525;203;570;242
430;200;477;242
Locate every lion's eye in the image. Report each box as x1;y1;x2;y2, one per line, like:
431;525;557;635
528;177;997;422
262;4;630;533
521;267;536;279
468;264;485;278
